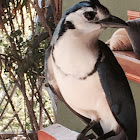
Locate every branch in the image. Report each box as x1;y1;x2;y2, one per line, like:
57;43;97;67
20;6;25;34
35;83;53;124
0;75;30;140
28;2;35;38
0;84;17;121
32;32;49;48
29;0;52;40
9;64;39;139
17;69;40;138
1;108;22;131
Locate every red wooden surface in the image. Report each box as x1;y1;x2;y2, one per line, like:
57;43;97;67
127;10;140;20
114;51;140;83
38;131;56;140
38;123;79;140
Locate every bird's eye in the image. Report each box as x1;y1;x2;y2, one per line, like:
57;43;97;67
84;11;96;21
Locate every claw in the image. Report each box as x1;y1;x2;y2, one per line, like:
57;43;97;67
97;130;115;140
77;133;96;140
77;121;97;140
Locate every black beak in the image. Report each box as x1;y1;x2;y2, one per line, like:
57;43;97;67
97;15;128;28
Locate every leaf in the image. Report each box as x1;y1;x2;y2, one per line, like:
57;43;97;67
15;29;22;36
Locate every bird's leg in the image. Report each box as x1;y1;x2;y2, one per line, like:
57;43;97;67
97;130;115;140
77;121;97;140
80;133;96;140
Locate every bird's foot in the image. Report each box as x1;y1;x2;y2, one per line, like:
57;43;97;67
96;130;115;140
77;133;96;140
77;121;97;140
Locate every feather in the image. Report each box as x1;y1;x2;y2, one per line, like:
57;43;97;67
97;41;137;140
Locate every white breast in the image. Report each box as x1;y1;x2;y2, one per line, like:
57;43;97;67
52;56;119;133
53;30;99;79
51;32;122;136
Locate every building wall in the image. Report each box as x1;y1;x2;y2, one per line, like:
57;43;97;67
57;0;140;139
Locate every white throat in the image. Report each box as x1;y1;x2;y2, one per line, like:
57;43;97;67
52;30;101;79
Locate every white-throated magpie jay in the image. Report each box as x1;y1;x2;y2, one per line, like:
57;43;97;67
45;0;137;139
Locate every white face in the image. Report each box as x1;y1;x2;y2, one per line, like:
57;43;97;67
65;7;109;34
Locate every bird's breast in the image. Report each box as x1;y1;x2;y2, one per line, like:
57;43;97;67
52;38;99;79
52;55;106;119
52;57;120;134
51;42;121;135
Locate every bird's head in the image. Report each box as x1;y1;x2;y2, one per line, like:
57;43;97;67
51;0;127;45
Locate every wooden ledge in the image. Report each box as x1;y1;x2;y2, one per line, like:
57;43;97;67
114;51;140;83
38;123;79;140
127;10;140;20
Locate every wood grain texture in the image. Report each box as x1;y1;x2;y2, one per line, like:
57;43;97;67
38;123;79;140
114;51;140;83
127;10;140;20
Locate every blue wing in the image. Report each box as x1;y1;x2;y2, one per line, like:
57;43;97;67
97;41;137;140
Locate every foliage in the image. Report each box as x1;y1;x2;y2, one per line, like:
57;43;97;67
0;0;62;139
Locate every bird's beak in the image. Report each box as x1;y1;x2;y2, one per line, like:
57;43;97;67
97;15;128;28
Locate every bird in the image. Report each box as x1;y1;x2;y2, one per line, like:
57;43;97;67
45;0;137;139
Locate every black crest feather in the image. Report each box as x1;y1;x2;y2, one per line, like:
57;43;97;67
90;0;100;5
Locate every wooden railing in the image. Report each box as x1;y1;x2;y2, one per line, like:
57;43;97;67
114;11;140;83
114;51;140;83
127;10;140;20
